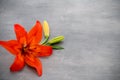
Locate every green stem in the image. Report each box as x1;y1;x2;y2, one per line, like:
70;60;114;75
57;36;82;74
41;36;49;44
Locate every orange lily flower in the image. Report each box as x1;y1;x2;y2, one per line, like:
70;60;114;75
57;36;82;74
0;21;52;76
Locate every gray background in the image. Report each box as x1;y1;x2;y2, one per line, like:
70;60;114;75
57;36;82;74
0;0;120;80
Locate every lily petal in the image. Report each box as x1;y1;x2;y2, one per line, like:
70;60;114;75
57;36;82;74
14;24;27;45
28;21;42;44
25;54;42;76
34;45;53;57
0;40;21;55
10;53;25;71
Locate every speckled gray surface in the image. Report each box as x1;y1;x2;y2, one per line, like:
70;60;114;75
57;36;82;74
0;0;120;80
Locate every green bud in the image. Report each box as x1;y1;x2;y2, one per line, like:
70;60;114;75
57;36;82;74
47;36;64;44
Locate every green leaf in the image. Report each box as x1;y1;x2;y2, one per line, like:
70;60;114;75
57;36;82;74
52;45;64;50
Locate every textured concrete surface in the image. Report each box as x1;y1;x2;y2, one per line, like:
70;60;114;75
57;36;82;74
0;0;120;80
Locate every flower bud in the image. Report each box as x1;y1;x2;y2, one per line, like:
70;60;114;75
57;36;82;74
48;36;64;44
43;20;49;37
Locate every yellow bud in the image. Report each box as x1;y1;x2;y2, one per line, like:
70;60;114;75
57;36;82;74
43;20;49;37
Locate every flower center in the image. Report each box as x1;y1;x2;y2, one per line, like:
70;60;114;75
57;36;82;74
21;44;29;55
21;44;37;55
